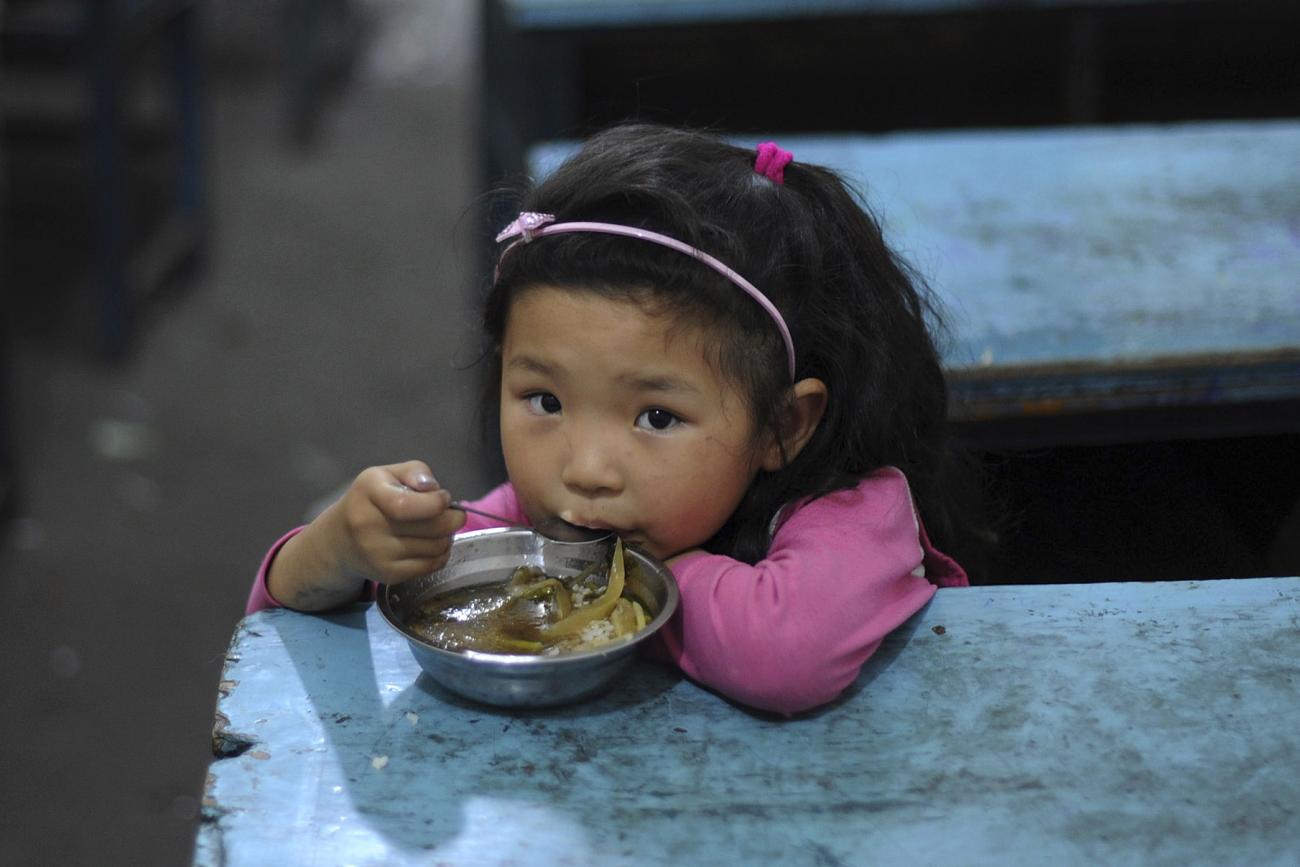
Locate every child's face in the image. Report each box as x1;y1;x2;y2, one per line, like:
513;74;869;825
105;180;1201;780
499;286;768;561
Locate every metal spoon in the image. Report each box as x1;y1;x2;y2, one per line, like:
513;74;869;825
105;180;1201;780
451;501;612;545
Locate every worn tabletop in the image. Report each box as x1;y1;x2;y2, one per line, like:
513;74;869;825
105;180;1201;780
199;577;1300;866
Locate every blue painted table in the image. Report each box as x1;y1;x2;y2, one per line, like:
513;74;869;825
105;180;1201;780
198;577;1300;866
531;121;1300;441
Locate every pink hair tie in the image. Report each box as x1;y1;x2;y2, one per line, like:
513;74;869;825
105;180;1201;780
495;212;797;379
754;141;793;184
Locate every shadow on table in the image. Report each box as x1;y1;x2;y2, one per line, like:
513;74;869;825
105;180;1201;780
271;604;685;856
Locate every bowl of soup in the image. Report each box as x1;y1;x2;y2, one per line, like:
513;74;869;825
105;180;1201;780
378;528;679;708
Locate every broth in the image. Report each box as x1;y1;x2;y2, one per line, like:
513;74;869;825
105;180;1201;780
404;540;653;655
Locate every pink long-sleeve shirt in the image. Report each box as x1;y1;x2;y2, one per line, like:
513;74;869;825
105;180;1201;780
247;467;966;715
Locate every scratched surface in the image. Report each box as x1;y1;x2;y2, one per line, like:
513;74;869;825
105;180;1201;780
199;577;1300;866
532;121;1300;374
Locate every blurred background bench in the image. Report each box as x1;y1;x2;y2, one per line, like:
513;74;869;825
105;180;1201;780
1;0;206;360
482;0;1299;194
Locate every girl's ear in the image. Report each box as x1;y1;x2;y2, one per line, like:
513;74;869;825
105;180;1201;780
760;378;828;472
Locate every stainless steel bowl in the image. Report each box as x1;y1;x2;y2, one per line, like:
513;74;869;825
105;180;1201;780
378;528;680;708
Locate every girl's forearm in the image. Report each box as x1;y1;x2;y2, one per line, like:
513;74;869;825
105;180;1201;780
265;513;366;611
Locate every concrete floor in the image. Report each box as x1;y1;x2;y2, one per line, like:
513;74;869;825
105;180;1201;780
1;4;489;864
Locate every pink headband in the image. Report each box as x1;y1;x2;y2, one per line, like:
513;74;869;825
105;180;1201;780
495;211;796;379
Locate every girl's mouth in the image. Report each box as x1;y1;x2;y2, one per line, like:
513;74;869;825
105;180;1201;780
559;511;630;536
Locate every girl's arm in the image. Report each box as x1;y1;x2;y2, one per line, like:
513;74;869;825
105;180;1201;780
655;468;964;715
262;461;466;612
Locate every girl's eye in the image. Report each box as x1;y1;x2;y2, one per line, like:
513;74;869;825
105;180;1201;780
635;408;681;432
527;393;562;415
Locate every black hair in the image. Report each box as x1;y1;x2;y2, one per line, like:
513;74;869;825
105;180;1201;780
483;123;991;577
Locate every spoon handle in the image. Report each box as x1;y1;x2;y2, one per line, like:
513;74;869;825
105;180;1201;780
450;501;516;525
451;501;611;544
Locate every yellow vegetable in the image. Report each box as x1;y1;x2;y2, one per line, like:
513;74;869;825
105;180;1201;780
540;539;625;639
490;637;544;653
609;599;637;637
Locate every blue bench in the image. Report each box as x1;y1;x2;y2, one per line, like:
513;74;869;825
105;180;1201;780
530;120;1300;442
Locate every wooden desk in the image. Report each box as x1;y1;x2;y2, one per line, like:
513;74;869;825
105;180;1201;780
199;577;1300;866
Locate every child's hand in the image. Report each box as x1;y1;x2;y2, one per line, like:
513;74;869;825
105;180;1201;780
323;461;467;585
267;461;467;611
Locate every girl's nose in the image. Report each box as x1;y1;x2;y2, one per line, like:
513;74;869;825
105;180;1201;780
560;427;624;495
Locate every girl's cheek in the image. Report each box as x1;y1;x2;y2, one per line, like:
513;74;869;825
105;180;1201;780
649;504;722;556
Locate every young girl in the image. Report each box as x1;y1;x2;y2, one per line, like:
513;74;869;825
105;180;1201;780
248;124;983;715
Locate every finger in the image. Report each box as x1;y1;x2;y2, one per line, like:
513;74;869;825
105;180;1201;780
354;462;440;510
355;534;450;579
385;536;451;564
375;483;452;524
380;554;456;585
388;518;463;545
408;506;466;537
385;494;467;538
389;460;440;493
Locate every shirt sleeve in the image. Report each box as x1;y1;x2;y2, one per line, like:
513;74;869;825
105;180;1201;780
651;468;957;715
245;527;305;615
244;484;525;616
